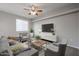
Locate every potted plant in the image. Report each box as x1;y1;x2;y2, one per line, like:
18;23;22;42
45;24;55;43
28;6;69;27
35;35;41;40
30;28;34;38
30;29;34;33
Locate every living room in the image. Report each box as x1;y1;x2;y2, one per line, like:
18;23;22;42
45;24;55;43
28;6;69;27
0;3;79;56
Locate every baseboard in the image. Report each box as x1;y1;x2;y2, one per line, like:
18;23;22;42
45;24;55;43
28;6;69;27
67;45;79;50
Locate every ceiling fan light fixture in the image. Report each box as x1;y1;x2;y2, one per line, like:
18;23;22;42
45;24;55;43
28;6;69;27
28;11;36;15
24;4;43;16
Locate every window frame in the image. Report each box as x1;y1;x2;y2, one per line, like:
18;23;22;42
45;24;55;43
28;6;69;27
16;19;29;32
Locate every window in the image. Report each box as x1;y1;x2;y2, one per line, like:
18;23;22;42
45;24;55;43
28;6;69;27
16;19;28;31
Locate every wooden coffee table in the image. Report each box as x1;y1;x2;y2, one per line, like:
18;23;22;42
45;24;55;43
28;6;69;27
31;39;47;56
32;39;47;50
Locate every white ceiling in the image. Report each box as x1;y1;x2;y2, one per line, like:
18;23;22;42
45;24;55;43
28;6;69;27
0;3;72;19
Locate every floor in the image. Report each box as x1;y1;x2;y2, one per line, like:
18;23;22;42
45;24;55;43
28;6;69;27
65;46;79;56
32;46;79;56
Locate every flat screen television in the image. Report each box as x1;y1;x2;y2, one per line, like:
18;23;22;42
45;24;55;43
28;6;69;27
42;23;54;32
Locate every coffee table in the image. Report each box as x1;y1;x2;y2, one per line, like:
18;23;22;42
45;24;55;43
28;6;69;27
31;39;47;56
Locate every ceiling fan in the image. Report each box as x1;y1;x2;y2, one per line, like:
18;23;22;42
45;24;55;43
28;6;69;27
24;5;43;16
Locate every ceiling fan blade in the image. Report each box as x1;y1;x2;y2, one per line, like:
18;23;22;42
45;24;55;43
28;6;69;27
28;12;31;15
35;12;42;16
37;9;43;12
